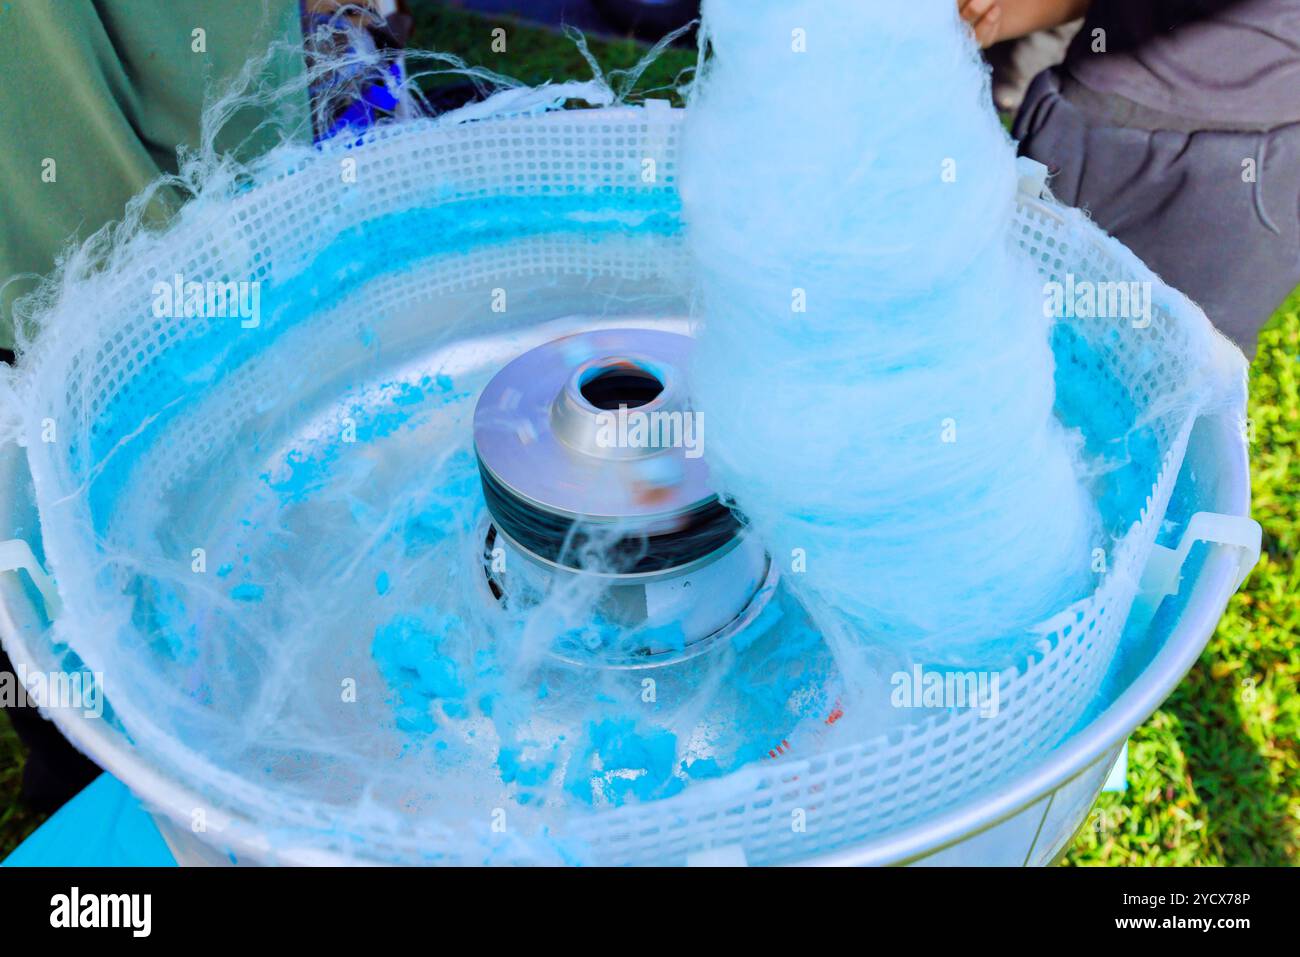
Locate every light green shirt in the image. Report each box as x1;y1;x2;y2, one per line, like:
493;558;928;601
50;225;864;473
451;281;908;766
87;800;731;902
0;0;307;350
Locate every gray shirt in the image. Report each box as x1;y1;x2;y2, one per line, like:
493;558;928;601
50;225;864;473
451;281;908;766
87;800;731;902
1065;0;1300;129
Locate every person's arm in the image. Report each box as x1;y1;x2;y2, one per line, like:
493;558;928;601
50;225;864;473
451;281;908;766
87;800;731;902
959;0;1092;48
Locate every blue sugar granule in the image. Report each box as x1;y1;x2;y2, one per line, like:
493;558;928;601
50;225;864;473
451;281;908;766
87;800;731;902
229;583;264;603
391;383;425;407
565;717;684;806
497;746;557;789
264;450;329;505
683;756;724;781
375;571;390;596
260;375;461;508
372;612;468;733
356;377;465;443
359;405;415;443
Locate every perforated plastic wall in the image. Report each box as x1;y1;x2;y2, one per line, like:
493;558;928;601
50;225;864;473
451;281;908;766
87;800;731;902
7;104;1240;865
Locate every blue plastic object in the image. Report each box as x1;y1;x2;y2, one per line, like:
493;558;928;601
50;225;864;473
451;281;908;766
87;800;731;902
3;773;177;867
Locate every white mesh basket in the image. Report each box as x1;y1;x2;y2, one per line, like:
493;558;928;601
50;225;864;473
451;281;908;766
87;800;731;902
4;102;1241;866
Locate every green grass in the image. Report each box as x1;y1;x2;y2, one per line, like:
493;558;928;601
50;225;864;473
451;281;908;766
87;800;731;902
0;712;44;858
1065;290;1300;866
1;3;1296;865
408;1;698;104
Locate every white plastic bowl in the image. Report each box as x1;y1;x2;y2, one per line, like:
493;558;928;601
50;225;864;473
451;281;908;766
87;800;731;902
0;106;1259;865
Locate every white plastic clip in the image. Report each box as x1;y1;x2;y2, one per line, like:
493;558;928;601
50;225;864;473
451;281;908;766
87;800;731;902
1015;157;1050;201
1130;511;1261;635
0;538;62;620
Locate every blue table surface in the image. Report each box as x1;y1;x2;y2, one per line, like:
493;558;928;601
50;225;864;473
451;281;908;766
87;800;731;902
4;773;176;867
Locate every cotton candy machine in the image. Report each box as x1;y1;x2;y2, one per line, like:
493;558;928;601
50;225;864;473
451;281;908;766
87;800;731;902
473;328;775;667
0;101;1259;865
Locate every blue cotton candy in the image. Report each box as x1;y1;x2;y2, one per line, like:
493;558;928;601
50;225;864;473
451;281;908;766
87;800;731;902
681;1;1100;680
